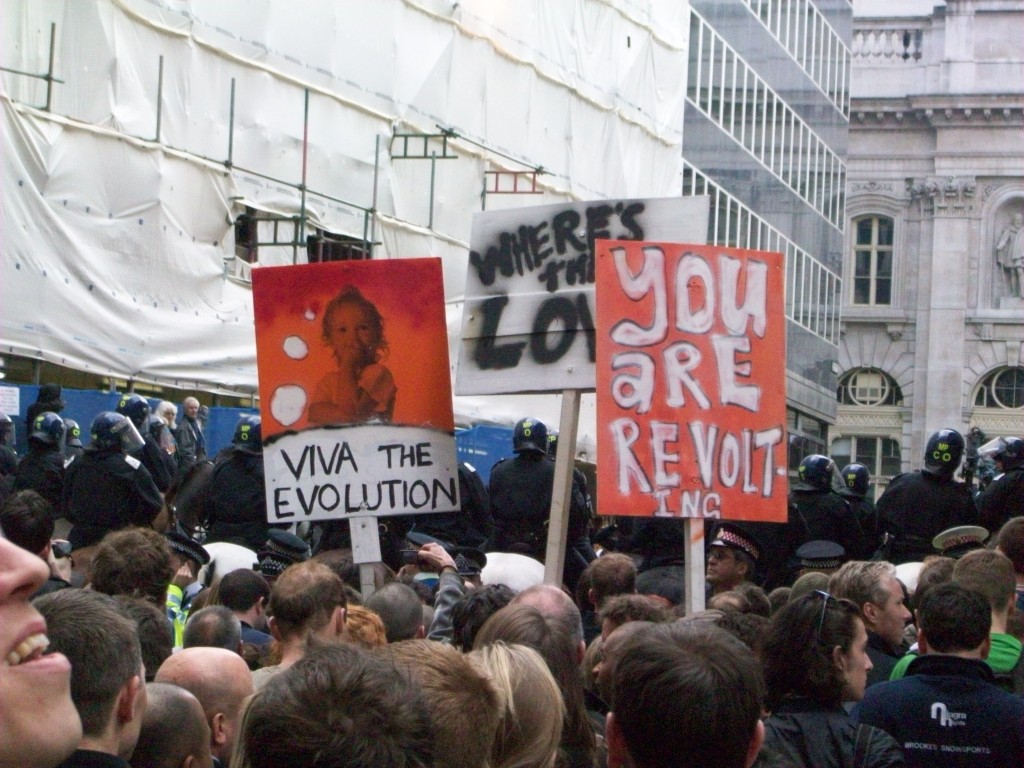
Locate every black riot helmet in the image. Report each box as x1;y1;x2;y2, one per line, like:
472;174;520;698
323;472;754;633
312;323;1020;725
90;411;145;454
840;463;871;497
547;431;559;456
923;428;965;477
63;418;83;448
513;417;548;456
233;414;262;455
116;393;152;430
796;454;840;492
985;436;1024;471
30;412;66;452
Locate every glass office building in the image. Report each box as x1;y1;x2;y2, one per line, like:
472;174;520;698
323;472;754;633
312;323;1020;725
681;0;851;468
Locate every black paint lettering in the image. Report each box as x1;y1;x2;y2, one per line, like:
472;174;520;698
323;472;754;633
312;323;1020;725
273;488;294;519
551;209;585;255
575;292;597;363
415;443;433;466
433;477;458;508
526;222;552;268
539;259;567;293
296;485;318;516
531;296;577;364
618;202;646;240
280;446;310;481
409;480;430;508
474;296;526;369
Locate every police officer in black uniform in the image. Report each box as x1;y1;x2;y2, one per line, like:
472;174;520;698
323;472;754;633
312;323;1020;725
488;417;594;590
62;411;164;549
839;462;882;558
116;393;173;493
12;411;66;509
789;454;868;563
204;414;274;551
876;428;978;564
62;418;85;462
409;461;494;550
976;436;1024;534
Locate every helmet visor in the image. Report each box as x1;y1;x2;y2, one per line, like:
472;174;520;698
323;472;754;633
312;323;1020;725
114;417;146;454
977;437;1007;461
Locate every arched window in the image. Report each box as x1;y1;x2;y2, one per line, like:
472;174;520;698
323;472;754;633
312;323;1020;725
974;367;1024;409
837;368;903;407
851;215;893;305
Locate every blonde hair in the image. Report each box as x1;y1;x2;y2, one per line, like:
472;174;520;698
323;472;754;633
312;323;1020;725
471;642;564;768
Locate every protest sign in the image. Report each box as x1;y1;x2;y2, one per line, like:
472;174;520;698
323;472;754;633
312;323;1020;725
252;258;459;522
595;241;788;522
457;197;710;395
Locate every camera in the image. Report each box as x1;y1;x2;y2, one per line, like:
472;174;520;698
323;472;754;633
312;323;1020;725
400;549;421;565
52;540;73;559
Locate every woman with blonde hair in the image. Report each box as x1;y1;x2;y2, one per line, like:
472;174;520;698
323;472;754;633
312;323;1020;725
471;642;565;768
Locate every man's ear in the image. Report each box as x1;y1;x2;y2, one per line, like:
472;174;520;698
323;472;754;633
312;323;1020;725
744;720;765;768
268;616;282;642
861;601;880;627
587;587;598;609
333;606;347;637
606;712;629;768
211;712;228;747
117;675;144;725
917;628;930;655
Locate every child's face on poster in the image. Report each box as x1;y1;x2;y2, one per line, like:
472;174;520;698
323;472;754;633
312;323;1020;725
326;302;375;365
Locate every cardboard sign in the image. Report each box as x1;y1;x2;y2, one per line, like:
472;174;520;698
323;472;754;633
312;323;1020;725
457;197;709;395
595;241;788;522
252;258;459;521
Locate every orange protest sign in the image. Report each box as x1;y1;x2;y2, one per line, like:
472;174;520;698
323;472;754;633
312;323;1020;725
595;241;788;522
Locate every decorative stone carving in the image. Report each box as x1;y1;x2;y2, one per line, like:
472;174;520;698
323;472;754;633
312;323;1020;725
905;176;977;215
852;181;896;194
995;212;1024;299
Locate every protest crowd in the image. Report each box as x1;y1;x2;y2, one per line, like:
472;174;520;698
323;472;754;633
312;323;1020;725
2;384;1024;768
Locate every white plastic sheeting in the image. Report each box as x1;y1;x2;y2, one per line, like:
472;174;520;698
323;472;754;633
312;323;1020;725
1;0;691;441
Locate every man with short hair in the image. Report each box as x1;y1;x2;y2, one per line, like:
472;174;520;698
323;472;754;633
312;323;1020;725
131;682;213;768
365;581;426;643
995;515;1024;611
0;489;73;594
606;623;764;768
175;397;206;476
251;560;347;689
215;568;272;655
183;606;242;652
388;639;502;768
90;527;174;607
155;647;254;768
598;594;670;641
706;523;760;597
853;584;1024;767
829;560;911;687
33;589;148;768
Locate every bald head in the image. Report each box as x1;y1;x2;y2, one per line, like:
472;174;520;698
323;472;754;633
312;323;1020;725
155;648;254;763
133;683;212;768
511;584;584;647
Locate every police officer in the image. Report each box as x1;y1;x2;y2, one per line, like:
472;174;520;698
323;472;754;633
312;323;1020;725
876;428;978;564
789;454;868;563
488;417;594;590
976;436;1024;534
839;462;882;558
409;461;494;550
12;412;66;509
204;414;273;551
116;393;173;492
62;411;164;549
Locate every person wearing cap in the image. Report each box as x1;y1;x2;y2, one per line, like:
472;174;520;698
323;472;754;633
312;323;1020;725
488;417;594;591
256;529;312;583
166;527;212;648
931;525;989;559
790;454;869;563
204;415;273;551
25;382;66;426
706;523;760;598
977;436;1024;534
795;540;847;577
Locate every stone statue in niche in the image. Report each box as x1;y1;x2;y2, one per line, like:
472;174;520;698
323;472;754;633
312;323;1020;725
995;211;1024;300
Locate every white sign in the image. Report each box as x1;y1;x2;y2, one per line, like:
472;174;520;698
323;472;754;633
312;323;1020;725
265;424;460;522
456;196;710;395
0;386;19;417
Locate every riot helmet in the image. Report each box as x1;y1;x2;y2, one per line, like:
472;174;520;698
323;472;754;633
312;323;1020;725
840;463;871;497
116;393;152;430
63;418;83;448
512;417;548;455
547;431;559;456
30;412;66;453
923;428;965;477
90;411;146;454
233;414;262;455
0;411;14;448
980;436;1024;471
795;454;841;492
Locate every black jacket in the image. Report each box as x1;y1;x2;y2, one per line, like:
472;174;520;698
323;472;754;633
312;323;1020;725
62;448;163;548
977;466;1024;534
790;489;869;562
854;654;1024;768
877;471;977;564
867;631;907;689
12;444;65;509
205;449;268;551
763;698;904;768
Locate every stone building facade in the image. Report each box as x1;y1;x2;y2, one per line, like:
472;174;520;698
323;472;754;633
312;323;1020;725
834;0;1024;492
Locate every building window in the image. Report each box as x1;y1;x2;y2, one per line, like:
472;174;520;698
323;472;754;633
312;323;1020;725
830;436;902;480
306;230;371;263
974;367;1024;409
851;215;893;305
837;368;902;406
